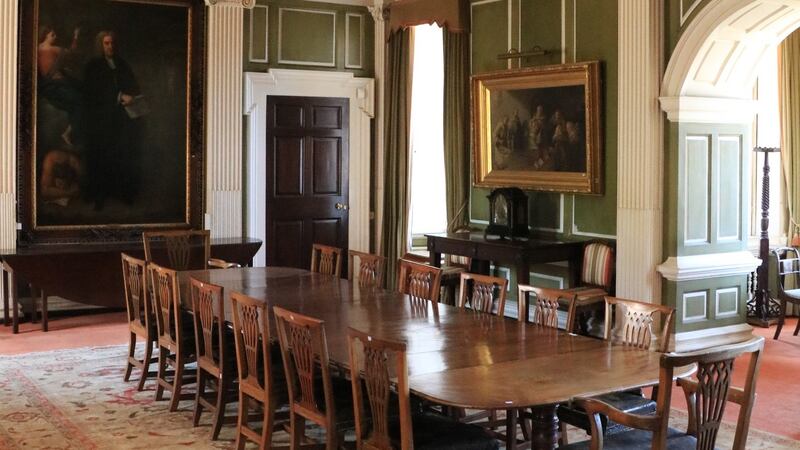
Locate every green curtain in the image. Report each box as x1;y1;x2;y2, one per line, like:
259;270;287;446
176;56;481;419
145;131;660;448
443;30;471;232
380;28;413;290
779;30;800;315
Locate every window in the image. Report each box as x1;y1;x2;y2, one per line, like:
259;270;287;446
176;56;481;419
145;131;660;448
408;24;446;244
752;47;786;242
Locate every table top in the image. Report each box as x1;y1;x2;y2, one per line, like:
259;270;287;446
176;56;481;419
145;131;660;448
0;237;262;258
180;267;687;410
425;232;581;250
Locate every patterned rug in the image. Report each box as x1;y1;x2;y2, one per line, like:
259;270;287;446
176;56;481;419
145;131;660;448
0;345;798;449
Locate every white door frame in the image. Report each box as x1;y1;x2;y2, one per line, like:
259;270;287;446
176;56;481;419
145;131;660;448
243;69;374;266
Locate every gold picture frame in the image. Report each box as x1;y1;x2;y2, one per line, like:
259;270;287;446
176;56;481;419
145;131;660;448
472;61;603;194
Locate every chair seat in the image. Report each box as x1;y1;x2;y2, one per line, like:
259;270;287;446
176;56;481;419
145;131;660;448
559;426;700;450
389;411;498;450
783;288;800;300
558;391;657;436
563;286;608;303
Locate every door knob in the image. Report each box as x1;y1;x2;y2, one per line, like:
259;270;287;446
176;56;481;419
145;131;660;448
335;202;349;211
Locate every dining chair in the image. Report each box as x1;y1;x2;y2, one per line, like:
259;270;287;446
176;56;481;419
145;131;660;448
347;250;386;288
121;253;158;391
347;327;500;450
558;296;676;442
560;336;765;450
273;306;352;449
190;278;236;440
457;272;508;315
517;284;577;332
230;292;288;450
772;246;800;339
311;243;343;277
397;258;443;304
143;229;237;271
402;252;468;305
149;262;196;412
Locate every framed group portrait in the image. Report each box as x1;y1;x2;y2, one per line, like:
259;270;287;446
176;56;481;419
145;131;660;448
17;0;205;244
472;61;603;194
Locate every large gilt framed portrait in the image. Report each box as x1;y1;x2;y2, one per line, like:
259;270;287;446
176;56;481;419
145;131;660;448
472;61;602;194
17;0;205;243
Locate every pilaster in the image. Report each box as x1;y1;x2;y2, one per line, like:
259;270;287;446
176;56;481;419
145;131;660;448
368;1;387;251
616;0;664;302
205;0;252;237
0;1;18;250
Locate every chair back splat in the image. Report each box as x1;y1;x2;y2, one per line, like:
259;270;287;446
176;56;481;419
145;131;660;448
143;229;211;271
348;250;387;288
458;272;508;316
518;284;577;332
398;259;443;304
311;244;344;277
604;296;675;353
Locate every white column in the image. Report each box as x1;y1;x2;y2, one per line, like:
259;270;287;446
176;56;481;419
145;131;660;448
369;2;387;251
616;0;664;302
205;0;252;238
0;1;18;250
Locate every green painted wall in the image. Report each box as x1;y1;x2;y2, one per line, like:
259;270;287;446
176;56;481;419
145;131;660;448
244;0;375;77
469;0;618;241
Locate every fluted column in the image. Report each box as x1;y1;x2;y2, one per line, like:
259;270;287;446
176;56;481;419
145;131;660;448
369;1;387;250
0;1;18;250
205;0;252;237
616;0;664;302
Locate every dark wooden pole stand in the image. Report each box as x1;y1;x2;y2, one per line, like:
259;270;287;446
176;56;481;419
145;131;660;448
747;146;782;327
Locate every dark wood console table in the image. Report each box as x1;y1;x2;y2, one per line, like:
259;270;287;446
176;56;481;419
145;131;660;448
1;238;262;333
425;232;583;287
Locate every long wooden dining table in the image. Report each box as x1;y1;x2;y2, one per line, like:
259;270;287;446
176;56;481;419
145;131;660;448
179;267;689;450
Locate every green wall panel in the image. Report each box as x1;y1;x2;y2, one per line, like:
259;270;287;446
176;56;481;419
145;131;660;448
718;136;742;241
245;0;374;77
519;0;561;66
684;135;710;244
471;0;509;74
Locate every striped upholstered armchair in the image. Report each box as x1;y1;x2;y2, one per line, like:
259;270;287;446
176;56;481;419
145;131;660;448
563;240;615;335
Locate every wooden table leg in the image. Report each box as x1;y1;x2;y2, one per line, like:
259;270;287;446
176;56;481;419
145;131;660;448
9;269;18;334
505;407;519;450
41;288;48;332
529;404;559;450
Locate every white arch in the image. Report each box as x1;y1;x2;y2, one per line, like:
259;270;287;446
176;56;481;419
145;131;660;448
663;0;800;100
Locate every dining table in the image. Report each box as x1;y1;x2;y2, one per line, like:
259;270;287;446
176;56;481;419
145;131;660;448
179;266;691;450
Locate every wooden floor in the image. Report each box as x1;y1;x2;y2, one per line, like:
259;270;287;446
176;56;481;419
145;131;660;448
0;309;798;440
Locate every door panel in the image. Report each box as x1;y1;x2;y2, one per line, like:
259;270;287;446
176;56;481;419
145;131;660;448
312;137;341;195
274;137;304;196
266;96;349;271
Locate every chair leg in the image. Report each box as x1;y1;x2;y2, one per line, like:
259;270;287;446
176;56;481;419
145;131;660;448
325;420;338;450
210;375;229;440
774;299;787;340
169;355;185;412
260;399;276;450
193;369;206;427
2;268;8;327
155;347;167;401
558;421;568;446
290;412;305;449
794;309;800;336
124;332;136;382
235;392;249;450
137;340;154;391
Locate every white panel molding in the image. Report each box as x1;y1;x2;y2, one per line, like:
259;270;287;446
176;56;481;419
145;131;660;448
657;250;761;281
659;96;758;123
244;70;374;266
684;135;710;245
682;291;708;323
207;2;247;238
530;272;565;289
248;5;269;63
278;8;337;67
533;194;564;233
715;287;739;318
345;13;365;69
368;2;386;249
571;196;615;239
0;0;18;251
716;135;741;241
616;0;663;302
